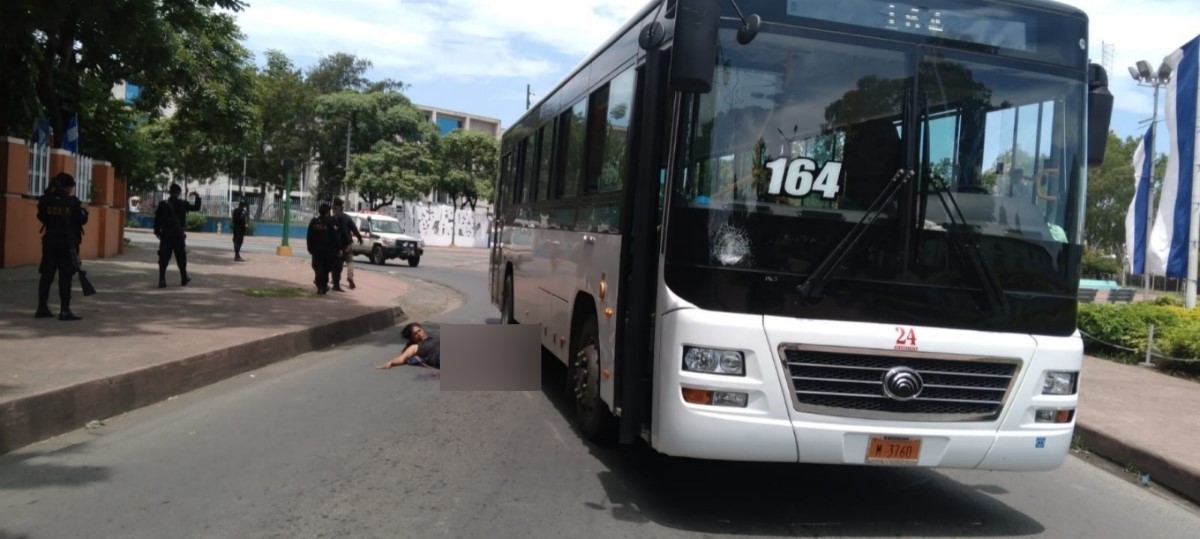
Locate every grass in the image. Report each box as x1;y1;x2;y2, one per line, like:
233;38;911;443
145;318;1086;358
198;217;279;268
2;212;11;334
240;287;320;299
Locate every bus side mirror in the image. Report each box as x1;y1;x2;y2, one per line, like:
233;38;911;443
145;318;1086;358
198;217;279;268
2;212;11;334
669;0;721;94
1087;63;1114;168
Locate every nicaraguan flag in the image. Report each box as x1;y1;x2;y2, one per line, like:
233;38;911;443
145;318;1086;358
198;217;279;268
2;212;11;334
1148;35;1199;278
1126;126;1154;275
63;114;79;154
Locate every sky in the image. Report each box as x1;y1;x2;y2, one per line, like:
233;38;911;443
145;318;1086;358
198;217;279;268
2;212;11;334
233;0;1200;150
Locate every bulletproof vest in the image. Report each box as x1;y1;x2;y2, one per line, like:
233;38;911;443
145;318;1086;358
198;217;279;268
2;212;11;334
39;192;78;243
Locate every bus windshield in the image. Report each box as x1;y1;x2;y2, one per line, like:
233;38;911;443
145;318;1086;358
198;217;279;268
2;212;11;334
665;25;1086;334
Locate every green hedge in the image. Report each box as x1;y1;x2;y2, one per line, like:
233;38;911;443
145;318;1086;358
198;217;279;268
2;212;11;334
185;213;207;232
1078;302;1200;375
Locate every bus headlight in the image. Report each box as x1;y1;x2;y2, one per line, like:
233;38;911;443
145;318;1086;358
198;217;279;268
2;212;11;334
1042;371;1078;395
683;347;745;376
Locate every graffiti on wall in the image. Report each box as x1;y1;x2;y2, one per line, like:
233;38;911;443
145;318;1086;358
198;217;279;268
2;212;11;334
396;201;491;248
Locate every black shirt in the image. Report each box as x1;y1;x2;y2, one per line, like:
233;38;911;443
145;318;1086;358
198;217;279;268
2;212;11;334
154;195;202;238
232;207;248;233
306;215;338;256
37;190;87;247
415;335;440;368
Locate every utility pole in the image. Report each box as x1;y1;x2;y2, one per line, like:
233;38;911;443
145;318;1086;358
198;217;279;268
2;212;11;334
526;84;534;109
345;115;353;197
278;158;294;256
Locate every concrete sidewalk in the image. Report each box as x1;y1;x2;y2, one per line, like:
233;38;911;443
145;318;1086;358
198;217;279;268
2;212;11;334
0;241;420;454
1077;355;1200;505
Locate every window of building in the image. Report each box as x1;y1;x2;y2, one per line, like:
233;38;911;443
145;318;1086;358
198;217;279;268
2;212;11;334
438;117;464;136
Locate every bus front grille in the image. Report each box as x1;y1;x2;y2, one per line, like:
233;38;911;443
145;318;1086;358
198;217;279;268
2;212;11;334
780;345;1021;422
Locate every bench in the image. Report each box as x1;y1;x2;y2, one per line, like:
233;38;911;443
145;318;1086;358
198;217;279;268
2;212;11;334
1077;288;1098;303
1108;288;1136;303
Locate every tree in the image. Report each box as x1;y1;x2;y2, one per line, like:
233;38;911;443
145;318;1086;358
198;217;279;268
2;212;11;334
1084;131;1139;259
246;50;317;217
311;89;425;200
347;139;437;210
1;0;247;146
306;53;405;96
437;129;499;245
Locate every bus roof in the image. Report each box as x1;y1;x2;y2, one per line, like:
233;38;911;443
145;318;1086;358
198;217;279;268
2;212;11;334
507;0;1088;134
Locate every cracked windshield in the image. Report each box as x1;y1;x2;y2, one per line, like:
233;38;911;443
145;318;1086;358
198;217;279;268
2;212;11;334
674;27;1084;293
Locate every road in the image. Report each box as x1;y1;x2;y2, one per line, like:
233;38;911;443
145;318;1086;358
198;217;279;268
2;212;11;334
1;239;1198;538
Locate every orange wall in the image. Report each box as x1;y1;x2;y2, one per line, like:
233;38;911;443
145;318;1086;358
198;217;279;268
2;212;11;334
2;140;29;195
2;197;41;268
103;208;121;258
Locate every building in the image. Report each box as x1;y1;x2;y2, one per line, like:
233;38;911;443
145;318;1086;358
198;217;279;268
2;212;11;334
417;105;505;139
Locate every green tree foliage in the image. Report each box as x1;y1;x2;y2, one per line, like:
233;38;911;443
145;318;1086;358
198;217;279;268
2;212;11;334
1084;132;1138;257
438;129;499;213
246;50;317;214
312;89;426;200
347;138;438;211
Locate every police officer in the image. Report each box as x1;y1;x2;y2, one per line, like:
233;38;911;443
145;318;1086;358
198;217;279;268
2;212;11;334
306;203;339;295
232;200;249;262
36;172;89;321
330;198;363;291
154;183;202;288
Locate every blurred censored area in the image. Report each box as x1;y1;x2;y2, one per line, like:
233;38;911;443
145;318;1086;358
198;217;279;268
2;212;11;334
440;324;541;391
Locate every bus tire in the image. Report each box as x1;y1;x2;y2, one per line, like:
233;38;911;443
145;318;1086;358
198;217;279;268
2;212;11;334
501;272;516;324
570;313;616;443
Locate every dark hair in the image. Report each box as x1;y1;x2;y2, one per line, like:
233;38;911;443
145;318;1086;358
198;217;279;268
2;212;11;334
53;172;76;189
401;322;422;341
169;183;182;195
318;203;331;215
333;198;344;207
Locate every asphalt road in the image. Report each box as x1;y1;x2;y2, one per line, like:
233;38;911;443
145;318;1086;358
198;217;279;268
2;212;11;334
1;239;1198;538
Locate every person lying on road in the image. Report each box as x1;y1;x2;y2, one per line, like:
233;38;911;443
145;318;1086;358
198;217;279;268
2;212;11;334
377;322;440;370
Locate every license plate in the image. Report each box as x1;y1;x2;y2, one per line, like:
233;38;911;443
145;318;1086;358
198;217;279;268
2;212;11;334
865;436;922;465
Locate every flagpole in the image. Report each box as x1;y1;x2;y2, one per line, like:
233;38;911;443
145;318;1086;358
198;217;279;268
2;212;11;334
1187;158;1199;308
1146;86;1161;300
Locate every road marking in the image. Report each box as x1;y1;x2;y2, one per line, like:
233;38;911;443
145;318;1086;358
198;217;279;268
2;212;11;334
546;420;567;447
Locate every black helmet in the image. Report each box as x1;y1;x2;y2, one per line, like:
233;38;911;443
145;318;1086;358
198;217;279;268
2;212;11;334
169;183;182;195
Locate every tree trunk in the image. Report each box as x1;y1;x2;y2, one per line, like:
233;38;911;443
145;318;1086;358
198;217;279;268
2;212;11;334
450;197;457;247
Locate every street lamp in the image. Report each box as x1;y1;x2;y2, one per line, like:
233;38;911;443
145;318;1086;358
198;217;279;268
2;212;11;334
1129;59;1173;299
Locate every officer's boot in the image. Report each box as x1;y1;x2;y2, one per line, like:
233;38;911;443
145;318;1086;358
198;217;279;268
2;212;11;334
58;276;81;321
158;263;168;288
35;273;55;318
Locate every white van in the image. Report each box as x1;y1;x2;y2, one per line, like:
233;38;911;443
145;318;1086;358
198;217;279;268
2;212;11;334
344;212;424;267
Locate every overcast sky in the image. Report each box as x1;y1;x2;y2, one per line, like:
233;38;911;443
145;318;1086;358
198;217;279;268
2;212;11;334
234;0;1199;146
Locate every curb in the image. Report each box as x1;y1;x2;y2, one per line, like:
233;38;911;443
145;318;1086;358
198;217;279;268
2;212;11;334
1075;422;1200;506
0;304;407;455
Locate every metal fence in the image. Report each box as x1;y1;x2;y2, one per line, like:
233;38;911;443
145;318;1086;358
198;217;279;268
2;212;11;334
27;142;49;196
75;155;93;202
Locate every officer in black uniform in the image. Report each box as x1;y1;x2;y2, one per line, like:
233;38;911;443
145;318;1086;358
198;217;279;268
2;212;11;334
154;183;202;288
306;203;339;295
36;172;89;321
232;200;249;262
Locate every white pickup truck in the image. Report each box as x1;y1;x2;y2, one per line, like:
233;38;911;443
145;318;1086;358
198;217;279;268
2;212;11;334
344;212;424;267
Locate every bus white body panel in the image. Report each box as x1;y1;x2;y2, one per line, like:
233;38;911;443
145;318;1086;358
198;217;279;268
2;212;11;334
506;225;623;408
651;283;1081;470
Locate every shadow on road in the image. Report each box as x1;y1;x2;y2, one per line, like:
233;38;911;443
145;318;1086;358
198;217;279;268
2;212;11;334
536;353;1045;537
0;441;110;491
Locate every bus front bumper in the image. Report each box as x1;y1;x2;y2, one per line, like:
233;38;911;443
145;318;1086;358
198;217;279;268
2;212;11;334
650;307;1079;471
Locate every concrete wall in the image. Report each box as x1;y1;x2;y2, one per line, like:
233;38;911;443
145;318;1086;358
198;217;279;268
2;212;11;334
0;137;124;268
395;201;491;248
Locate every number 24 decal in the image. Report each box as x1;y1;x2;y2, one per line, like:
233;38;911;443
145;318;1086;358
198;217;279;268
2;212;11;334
896;327;917;346
764;158;843;200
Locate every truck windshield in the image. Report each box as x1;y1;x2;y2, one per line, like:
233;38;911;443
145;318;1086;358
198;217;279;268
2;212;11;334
369;220;402;234
664;25;1086;335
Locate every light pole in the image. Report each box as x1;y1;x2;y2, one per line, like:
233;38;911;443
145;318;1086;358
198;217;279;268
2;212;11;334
277;158;295;256
1129;59;1173;299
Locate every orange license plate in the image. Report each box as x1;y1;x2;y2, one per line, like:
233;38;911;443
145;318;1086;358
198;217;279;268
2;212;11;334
866;436;922;465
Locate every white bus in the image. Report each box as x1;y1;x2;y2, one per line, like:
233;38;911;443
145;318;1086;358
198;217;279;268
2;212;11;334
489;0;1114;470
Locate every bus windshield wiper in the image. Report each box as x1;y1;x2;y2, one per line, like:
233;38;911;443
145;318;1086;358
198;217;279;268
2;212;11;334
796;169;914;300
927;174;1008;316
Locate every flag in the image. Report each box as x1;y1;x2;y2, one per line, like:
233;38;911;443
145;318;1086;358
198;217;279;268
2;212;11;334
1148;35;1199;278
63;114;79;154
1126;126;1154;275
32;118;50;146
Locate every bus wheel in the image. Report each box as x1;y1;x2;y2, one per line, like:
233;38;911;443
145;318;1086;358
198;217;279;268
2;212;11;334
500;273;516;324
570;314;615;443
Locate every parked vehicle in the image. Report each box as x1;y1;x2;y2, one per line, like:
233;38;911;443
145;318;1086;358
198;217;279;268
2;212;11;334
345;212;424;267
